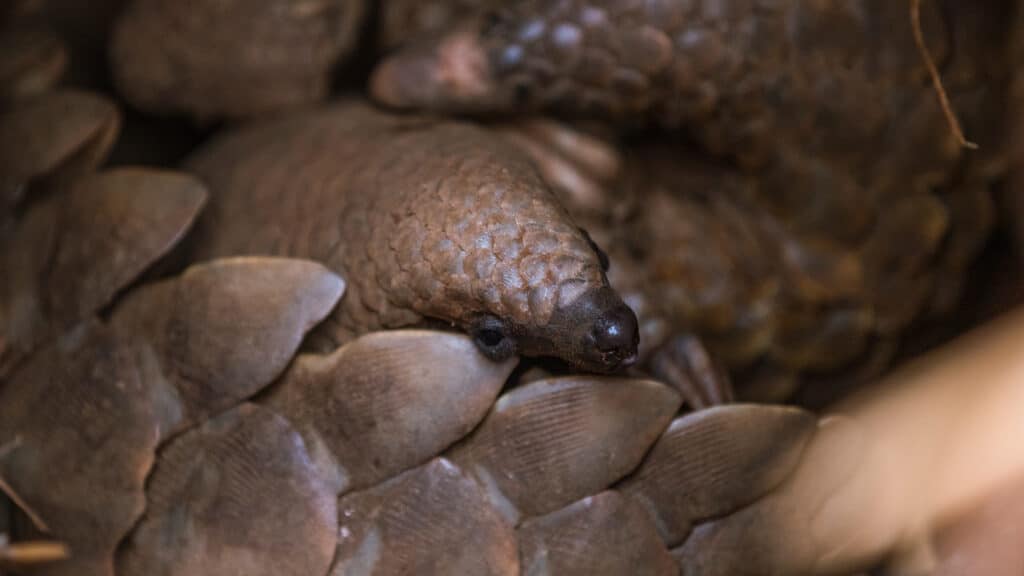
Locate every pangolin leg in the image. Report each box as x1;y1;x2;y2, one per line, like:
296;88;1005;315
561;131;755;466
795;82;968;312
649;334;734;410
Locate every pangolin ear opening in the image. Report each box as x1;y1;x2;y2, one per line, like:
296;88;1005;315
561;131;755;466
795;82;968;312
579;227;610;272
469;315;517;361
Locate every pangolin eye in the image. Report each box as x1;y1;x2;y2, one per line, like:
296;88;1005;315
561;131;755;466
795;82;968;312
471;316;516;360
476;328;505;348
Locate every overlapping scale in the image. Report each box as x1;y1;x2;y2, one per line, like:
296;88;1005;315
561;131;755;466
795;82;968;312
517;490;676;576
0;90;119;214
110;257;345;428
264;330;516;493
673;415;873;575
0;258;343;576
118;403;337;576
0;168;206;377
448;376;680;522
332;458;518;576
620;405;815;546
0;322;171;576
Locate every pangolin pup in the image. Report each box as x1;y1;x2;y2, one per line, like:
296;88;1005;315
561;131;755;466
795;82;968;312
184;101;638;372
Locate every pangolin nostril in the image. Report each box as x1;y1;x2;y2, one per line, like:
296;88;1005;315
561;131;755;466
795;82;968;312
591;305;639;356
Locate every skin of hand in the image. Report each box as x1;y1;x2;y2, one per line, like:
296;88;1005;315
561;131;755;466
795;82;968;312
674;305;1024;575
184;101;638;373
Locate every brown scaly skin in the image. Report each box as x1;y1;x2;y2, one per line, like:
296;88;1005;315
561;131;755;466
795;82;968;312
370;1;1005;144
374;0;889;125
109;0;367;120
185;101;638;373
371;0;1008;234
0;89;120;223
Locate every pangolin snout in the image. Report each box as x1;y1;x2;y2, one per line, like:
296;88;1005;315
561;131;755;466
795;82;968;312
526;285;639;373
586;301;640;369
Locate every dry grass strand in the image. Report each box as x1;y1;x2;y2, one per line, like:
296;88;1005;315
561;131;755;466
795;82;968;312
910;0;978;149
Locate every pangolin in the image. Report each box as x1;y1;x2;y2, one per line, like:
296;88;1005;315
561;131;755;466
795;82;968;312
184;101;639;373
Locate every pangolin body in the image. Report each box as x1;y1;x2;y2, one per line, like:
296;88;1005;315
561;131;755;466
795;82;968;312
110;0;367;119
185;101;638;372
371;0;1009;220
371;0;1006;147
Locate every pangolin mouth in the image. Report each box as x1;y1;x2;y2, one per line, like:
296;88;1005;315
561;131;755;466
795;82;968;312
607;351;639;370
